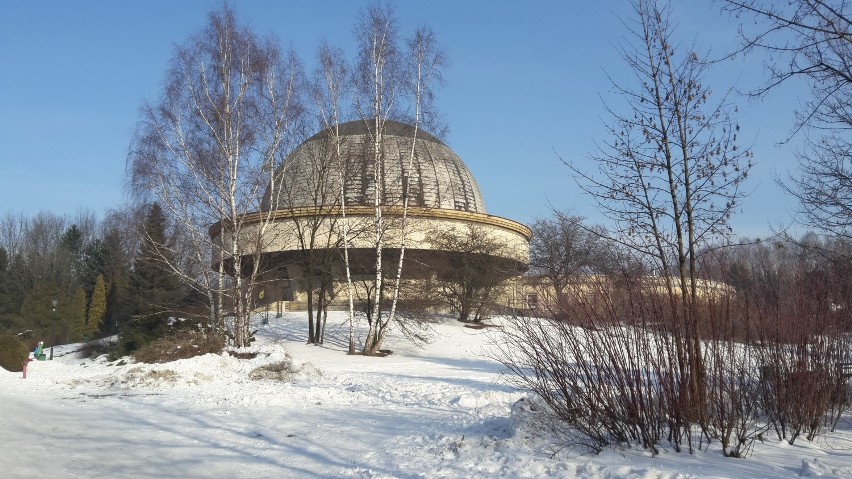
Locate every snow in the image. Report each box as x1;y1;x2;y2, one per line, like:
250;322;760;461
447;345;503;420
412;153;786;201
2;313;851;478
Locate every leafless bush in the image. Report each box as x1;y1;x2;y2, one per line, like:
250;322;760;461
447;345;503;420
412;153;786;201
702;294;768;457
750;262;852;444
428;225;517;323
493;275;699;454
495;240;852;456
700;235;852;443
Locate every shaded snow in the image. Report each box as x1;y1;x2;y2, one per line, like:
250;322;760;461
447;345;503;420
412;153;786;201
1;312;851;478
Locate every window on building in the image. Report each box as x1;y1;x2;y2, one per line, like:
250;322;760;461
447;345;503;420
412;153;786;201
526;293;538;309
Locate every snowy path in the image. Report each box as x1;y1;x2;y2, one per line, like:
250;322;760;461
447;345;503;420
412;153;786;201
0;319;523;478
5;392;403;478
2;377;503;478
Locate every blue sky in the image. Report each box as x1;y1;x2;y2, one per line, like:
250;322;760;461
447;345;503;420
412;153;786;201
0;1;804;238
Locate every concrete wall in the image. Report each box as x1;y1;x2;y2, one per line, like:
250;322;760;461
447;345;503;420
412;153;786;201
211;206;532;265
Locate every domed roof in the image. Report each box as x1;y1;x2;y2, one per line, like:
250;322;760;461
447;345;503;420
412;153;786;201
264;120;487;213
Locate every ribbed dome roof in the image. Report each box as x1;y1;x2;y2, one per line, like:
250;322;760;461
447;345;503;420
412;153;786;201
264;120;486;213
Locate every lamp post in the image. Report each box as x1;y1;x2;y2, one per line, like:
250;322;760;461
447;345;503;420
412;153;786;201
52;299;63;346
259;289;269;325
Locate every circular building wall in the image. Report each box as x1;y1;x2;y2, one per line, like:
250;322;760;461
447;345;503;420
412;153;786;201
212;119;531;306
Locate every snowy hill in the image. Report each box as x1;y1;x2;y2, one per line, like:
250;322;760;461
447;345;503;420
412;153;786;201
1;313;851;478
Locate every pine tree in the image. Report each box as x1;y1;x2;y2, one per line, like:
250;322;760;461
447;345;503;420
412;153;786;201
119;203;185;355
0;247;17;332
60;224;85;288
18;283;68;344
87;275;106;339
105;275;128;336
80;239;109;296
128;203;184;318
70;287;87;342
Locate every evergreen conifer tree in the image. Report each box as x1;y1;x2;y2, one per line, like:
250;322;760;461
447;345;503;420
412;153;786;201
0;247;16;332
105;275;128;335
60;225;85;288
80;239;109;296
81;225;133;335
129;203;184;315
70;287;87;342
120;203;185;354
18;284;68;344
87;274;106;339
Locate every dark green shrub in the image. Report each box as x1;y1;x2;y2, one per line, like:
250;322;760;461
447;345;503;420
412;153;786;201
0;334;29;372
110;316;170;360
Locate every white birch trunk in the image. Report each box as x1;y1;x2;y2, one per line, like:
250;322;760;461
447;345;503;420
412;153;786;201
387;50;425;329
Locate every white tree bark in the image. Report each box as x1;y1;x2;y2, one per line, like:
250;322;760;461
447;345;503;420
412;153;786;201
129;6;305;348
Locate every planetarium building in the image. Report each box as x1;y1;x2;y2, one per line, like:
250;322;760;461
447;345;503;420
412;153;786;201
211;119;531;308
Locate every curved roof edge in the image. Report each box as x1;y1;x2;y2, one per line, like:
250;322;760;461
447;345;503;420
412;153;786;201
211;206;532;241
307;119;444;145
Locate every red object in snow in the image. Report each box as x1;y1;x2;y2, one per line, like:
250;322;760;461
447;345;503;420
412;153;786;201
22;357;32;379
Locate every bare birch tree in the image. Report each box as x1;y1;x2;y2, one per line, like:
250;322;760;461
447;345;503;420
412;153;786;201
386;26;447;334
352;5;447;355
311;43;358;351
353;4;402;355
128;6;305;348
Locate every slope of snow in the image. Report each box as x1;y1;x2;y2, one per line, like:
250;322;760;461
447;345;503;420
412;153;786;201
1;312;851;478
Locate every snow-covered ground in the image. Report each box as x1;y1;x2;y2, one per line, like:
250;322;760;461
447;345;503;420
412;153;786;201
2;312;851;478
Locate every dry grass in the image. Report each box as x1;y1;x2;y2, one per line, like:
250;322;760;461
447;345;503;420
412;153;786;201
133;329;225;364
77;341;111;359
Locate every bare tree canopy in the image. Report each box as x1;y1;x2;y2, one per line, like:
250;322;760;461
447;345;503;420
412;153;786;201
428;224;514;322
351;3;448;355
128;5;306;347
529;213;616;296
573;0;752;273
723;1;852;237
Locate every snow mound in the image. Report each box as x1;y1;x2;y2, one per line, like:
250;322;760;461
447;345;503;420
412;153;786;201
91;351;291;390
509;395;569;448
248;356;321;382
101;363;215;389
454;390;519;409
801;458;850;478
